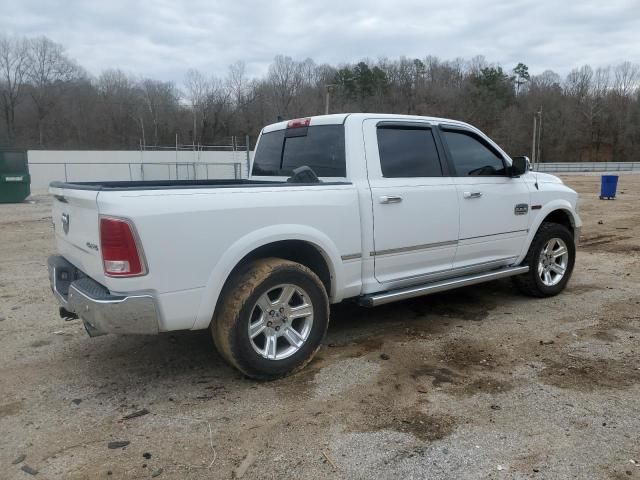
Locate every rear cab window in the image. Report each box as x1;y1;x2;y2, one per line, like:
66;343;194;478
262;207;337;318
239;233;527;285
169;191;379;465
252;124;346;177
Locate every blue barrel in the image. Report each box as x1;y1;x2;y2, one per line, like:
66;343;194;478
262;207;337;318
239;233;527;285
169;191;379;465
600;175;619;199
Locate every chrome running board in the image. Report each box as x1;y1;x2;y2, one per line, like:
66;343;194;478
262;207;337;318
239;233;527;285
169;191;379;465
360;266;529;307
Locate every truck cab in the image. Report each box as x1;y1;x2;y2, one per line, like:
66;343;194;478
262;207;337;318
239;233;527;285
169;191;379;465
251;114;580;298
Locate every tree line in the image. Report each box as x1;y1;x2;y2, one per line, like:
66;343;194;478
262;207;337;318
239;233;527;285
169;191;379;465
1;34;639;162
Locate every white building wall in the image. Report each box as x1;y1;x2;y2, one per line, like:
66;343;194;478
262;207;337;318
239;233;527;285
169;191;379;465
28;150;253;191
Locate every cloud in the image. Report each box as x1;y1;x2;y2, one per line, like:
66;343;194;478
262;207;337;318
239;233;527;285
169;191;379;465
1;0;638;84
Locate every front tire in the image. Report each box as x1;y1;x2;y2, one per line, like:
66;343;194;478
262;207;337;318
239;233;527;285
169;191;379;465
211;257;329;380
513;222;576;297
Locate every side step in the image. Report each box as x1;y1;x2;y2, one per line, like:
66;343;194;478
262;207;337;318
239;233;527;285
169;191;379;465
360;266;529;307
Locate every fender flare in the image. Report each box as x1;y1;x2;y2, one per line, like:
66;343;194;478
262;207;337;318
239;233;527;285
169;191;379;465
515;199;581;264
191;224;344;330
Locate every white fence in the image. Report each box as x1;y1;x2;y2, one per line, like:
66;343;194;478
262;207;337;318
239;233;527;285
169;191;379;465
26;152;640;191
28;150;253;190
535;162;640;173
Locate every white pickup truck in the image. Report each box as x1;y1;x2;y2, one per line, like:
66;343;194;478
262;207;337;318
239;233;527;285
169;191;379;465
48;113;581;379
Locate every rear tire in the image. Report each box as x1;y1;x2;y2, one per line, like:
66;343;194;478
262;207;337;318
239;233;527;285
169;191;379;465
513;222;575;297
211;257;329;380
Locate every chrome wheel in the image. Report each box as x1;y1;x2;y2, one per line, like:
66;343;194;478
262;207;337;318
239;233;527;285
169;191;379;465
248;284;314;361
538;237;569;287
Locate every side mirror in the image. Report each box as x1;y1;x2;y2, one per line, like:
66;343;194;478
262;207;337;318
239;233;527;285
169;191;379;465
510;156;529;177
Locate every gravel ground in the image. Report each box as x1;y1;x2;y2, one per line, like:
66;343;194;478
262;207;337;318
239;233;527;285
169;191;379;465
1;174;639;480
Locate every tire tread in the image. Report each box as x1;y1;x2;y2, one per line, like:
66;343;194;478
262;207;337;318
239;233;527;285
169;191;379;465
211;257;328;380
513;222;575;297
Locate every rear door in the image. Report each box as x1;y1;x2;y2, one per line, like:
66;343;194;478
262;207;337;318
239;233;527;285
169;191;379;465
439;126;530;269
364;119;460;286
50;186;105;282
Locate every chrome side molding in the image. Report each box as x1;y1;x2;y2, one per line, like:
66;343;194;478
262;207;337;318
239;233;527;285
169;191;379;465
360;265;529;307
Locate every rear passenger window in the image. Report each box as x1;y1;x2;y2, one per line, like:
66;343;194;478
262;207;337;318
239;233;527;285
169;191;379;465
442;130;506;176
252;125;346;177
252;129;284;175
377;127;442;177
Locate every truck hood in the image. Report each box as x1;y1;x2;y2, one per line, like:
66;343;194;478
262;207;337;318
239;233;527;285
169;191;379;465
534;172;564;184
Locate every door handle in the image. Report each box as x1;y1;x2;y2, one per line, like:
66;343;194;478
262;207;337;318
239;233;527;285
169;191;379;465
463;191;483;199
379;195;403;204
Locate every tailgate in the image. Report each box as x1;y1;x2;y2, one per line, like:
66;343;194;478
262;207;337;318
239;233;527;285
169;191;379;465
50;186;105;283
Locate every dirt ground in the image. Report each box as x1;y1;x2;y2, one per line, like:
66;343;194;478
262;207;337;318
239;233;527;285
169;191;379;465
1;174;639;480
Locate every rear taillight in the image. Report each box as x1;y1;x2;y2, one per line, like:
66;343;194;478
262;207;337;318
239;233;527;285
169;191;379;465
99;217;146;277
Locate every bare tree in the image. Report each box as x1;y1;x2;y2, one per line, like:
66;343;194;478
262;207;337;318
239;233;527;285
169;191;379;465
184;69;230;144
227;61;255;108
565;65;593;99
267;55;304;118
466;55;489;77
139;78;178;146
26;36;83;146
613;61;639;97
0;35;31;141
184;69;209;144
97;69;142;147
532;70;562;89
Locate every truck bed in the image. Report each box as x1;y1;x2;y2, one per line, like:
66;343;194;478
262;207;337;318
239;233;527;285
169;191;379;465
49;179;350;191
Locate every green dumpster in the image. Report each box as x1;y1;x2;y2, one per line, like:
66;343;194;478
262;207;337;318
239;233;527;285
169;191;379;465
0;150;31;203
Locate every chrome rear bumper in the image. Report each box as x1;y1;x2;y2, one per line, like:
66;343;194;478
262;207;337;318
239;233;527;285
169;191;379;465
47;255;159;336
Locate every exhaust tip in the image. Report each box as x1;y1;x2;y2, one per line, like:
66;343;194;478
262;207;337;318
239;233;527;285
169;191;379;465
59;307;79;321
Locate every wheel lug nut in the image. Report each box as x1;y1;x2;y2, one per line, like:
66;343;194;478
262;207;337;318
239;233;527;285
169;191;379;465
279;307;285;313
275;326;280;331
269;310;275;316
267;321;272;327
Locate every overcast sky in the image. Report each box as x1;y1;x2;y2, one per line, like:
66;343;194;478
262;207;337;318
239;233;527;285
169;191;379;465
2;0;639;83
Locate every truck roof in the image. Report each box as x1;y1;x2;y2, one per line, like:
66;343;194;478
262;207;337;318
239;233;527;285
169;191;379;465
261;113;473;134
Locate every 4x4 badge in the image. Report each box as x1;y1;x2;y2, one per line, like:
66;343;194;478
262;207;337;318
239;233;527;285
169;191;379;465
514;204;529;215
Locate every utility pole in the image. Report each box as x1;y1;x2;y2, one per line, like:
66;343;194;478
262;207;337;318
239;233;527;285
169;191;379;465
536;107;542;169
245;134;251;179
192;104;197;151
531;113;537;166
531;108;542;170
324;84;337;115
536;106;542;168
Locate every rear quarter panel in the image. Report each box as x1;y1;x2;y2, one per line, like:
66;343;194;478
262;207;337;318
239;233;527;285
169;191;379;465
96;185;362;330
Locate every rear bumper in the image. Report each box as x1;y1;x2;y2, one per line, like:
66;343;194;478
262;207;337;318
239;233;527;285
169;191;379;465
48;255;159;336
